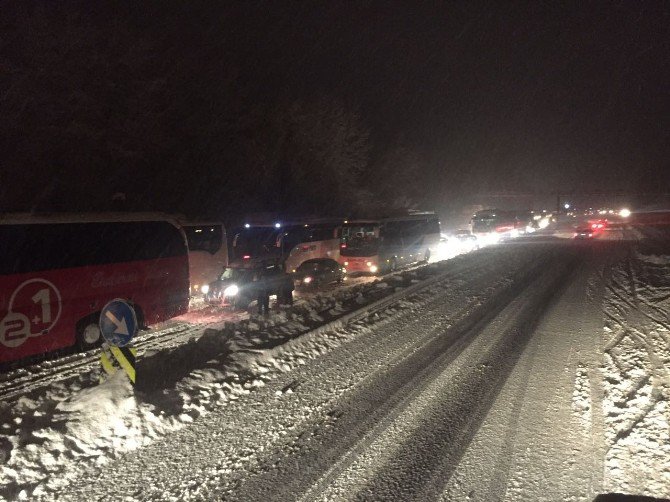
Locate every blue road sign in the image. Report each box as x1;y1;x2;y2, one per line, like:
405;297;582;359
99;299;138;347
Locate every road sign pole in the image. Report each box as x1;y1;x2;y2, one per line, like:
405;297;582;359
99;342;137;385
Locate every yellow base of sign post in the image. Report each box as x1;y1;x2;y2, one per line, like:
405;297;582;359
100;342;137;385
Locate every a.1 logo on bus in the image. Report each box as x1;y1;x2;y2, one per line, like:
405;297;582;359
1;278;62;348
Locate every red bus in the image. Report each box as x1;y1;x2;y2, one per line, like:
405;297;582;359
178;220;228;298
0;213;190;365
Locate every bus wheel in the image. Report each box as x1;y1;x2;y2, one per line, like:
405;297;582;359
76;317;102;351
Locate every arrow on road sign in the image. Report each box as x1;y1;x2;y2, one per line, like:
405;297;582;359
105;310;129;336
100;299;138;347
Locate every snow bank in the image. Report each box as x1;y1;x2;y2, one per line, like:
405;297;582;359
601;248;670;497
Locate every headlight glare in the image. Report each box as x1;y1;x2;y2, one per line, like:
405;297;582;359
223;284;239;296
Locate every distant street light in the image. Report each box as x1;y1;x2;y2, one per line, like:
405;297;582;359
564;203;570;210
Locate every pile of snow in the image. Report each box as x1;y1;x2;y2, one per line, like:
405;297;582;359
1;372;183;499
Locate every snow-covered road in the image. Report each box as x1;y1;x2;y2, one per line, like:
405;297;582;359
2;232;669;501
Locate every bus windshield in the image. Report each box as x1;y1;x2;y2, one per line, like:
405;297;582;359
341;225;379;256
183;224;224;254
232;227;281;259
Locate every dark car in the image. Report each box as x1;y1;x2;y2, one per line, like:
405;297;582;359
573;227;595;239
293;258;345;289
205;259;294;309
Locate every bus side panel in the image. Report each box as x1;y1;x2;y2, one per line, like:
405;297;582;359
0;256;189;364
139;254;190;324
285;239;340;272
71;255;190;326
1;269;84;363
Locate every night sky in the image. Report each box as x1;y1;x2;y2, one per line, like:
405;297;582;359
241;1;670;199
2;1;669;216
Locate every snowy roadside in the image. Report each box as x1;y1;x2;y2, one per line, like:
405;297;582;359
0;246;546;501
601;225;670;497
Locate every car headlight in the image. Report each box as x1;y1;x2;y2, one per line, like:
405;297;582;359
369;265;378;273
303;276;313;284
343;261;349;266
223;284;239;296
201;284;210;295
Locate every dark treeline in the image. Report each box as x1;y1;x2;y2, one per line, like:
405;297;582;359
0;2;426;220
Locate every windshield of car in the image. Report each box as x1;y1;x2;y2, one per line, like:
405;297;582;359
219;267;252;282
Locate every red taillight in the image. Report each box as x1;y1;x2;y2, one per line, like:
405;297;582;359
301;246;310;251
243;255;251;259
340;243;347;249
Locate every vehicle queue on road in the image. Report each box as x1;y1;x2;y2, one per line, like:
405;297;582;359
0;210;447;367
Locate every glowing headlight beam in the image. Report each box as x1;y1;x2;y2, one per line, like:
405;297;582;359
223;284;239;296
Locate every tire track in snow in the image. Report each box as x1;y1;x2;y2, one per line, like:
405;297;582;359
601;239;670;497
54;247;557;502
224;251;577;502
